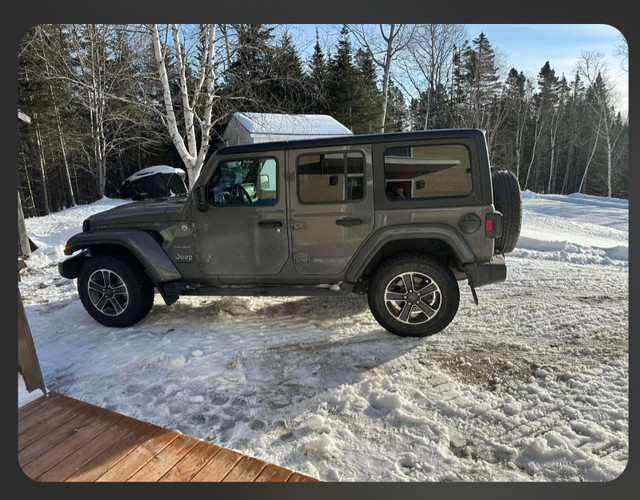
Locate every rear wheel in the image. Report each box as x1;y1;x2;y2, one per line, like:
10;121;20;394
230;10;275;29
78;255;154;327
368;254;459;337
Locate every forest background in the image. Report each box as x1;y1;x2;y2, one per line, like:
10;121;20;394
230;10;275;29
17;24;629;218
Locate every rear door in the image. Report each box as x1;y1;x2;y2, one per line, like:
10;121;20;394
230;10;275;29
287;145;374;276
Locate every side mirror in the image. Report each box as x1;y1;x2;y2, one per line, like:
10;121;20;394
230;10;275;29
259;173;270;189
195;185;208;212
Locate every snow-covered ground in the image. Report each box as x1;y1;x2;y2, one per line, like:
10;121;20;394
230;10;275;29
18;191;628;482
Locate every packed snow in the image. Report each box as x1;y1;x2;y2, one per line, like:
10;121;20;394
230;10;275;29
18;190;628;482
124;165;186;182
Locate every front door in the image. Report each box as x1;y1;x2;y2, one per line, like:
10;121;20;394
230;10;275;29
288;146;374;276
193;152;289;278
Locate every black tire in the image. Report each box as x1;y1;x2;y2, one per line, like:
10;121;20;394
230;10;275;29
491;170;522;254
368;254;459;337
77;255;154;327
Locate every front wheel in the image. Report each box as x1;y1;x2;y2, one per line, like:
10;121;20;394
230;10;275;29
77;255;154;327
368;254;459;337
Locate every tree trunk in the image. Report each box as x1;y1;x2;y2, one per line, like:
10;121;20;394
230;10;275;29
33;116;50;215
17;191;31;257
578;125;600;194
51;89;76;206
602;113;612;198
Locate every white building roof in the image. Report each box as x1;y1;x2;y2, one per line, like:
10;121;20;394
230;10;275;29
225;112;353;145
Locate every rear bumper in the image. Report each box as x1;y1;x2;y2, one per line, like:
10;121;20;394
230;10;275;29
464;254;507;288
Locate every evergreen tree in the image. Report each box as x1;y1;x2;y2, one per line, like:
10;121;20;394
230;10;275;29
268;32;309;113
308;28;330;114
353;48;381;133
326;25;359;131
223;24;276;111
384;80;408;131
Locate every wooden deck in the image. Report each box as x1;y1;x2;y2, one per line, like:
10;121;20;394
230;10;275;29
18;392;318;482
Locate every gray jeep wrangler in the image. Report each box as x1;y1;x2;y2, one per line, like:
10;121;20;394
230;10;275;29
59;129;521;337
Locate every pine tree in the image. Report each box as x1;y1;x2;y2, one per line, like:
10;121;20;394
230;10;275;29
308;28;330;114
327;25;358;131
268;32;309;113
353;48;381;133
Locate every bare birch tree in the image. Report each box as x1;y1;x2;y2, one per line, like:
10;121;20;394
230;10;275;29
348;24;416;133
398;24;466;130
577;51;615;197
150;24;218;188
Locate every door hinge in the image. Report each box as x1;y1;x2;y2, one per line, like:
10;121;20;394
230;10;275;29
291;220;307;231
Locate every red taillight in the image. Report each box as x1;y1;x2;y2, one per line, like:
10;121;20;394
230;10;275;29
486;219;494;233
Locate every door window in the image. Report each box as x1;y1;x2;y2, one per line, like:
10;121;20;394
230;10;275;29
208;157;277;206
297;151;364;203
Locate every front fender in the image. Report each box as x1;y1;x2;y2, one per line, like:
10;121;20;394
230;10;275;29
60;229;182;284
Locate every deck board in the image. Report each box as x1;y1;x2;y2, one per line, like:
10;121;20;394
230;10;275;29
18;392;318;483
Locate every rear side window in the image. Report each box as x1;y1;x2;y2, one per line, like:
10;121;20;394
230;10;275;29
384;144;471;200
297;151;364;203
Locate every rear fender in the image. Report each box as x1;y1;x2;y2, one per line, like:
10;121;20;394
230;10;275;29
345;224;476;282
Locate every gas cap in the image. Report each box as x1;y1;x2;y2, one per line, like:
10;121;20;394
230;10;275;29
458;213;481;233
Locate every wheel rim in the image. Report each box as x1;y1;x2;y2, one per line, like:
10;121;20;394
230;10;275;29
383;272;442;325
86;269;130;317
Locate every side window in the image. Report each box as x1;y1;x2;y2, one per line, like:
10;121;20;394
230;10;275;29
297;151;364;203
208;157;277;206
384;144;472;200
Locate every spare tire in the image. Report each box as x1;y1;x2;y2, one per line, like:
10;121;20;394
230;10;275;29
491;170;522;254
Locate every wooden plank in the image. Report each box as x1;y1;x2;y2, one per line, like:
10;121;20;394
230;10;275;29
17;392;319;483
19;399;89;450
66;420;162;482
222;455;268;482
288;472;319;482
22;410;125;479
190;448;242;482
37;412;146;482
18;392;61;420
18;395;76;437
127;434;199;482
19;401;107;467
254;464;293;482
158;440;221;482
96;427;179;482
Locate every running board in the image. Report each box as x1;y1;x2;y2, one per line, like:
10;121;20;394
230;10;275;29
162;282;354;297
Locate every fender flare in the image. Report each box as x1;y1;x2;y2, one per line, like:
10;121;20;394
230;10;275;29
59;230;182;285
344;224;476;282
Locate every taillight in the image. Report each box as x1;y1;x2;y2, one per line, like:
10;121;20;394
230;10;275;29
485;212;502;238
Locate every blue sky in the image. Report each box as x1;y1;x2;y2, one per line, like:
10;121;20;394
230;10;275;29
289;24;628;115
466;24;627;112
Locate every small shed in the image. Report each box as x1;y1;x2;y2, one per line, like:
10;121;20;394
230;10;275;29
121;165;187;200
221;112;353;146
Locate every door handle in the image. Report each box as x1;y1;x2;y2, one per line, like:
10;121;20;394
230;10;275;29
258;220;282;229
336;218;363;227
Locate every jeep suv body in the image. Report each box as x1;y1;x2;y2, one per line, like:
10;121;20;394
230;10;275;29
59;129;521;337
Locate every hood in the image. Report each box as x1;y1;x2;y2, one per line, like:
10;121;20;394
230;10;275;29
87;195;188;230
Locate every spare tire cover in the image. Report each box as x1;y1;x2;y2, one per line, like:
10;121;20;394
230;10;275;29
491;170;522;254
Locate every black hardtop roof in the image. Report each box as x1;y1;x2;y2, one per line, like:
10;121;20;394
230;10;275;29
215;128;485;156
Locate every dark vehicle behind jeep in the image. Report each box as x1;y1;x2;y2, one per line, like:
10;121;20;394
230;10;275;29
60;129;521;337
